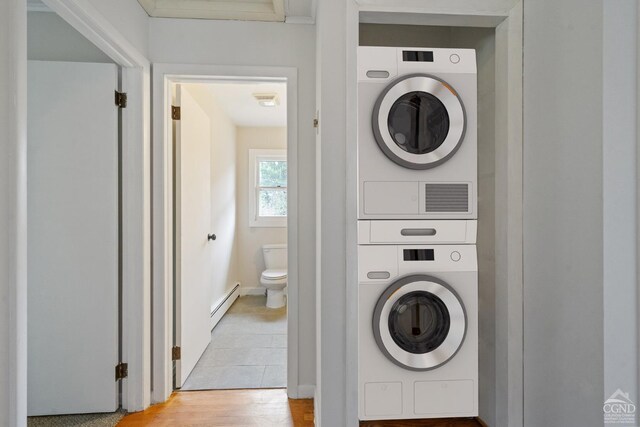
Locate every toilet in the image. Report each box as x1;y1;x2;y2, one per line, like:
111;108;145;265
260;244;287;309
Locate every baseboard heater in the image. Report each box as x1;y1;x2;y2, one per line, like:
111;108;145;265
211;284;240;318
210;284;240;331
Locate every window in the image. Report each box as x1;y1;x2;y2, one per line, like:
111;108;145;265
249;149;287;227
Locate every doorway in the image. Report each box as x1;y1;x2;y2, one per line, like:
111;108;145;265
168;77;293;393
23;0;151;420
26;10;124;425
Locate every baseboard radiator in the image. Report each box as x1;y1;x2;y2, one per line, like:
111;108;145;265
209;283;240;331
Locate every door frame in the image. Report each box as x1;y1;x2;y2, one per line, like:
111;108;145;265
40;0;152;412
340;2;524;426
152;63;300;402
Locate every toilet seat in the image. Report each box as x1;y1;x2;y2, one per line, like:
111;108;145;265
261;269;287;281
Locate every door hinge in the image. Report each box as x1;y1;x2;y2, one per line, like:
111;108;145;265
171;106;181;120
115;91;127;108
172;346;181;361
313;118;319;128
115;362;128;381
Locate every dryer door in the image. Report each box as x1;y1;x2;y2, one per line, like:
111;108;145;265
373;74;466;170
373;274;466;371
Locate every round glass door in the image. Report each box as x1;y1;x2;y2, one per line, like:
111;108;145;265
372;74;466;170
373;275;466;371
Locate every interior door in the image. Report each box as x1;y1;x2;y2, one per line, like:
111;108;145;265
174;85;213;387
27;60;119;415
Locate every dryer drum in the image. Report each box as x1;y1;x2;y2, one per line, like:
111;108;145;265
372;74;466;170
373;274;467;371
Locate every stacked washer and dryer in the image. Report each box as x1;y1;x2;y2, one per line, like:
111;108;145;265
357;46;479;421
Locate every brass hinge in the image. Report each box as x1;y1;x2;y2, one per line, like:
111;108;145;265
115;91;127;108
172;346;181;361
115;362;128;381
171;106;181;120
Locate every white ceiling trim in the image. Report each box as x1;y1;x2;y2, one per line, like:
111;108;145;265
138;0;286;22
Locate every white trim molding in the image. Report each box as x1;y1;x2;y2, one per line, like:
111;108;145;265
0;1;28;425
297;384;316;399
152;63;301;402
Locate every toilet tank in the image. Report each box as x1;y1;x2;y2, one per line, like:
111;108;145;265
263;244;287;269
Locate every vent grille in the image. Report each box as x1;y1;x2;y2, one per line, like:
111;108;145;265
425;184;469;213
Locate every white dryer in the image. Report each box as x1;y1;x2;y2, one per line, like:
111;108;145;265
358;46;477;220
358;221;478;421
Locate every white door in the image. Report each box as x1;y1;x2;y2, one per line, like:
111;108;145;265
174;85;214;387
27;61;119;415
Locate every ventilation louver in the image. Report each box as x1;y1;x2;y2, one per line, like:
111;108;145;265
425;183;469;213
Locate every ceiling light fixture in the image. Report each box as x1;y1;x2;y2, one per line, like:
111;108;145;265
253;93;280;107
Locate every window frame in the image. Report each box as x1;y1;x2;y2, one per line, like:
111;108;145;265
249;149;287;228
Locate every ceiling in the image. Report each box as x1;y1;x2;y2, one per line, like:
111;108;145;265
197;82;287;127
137;0;315;23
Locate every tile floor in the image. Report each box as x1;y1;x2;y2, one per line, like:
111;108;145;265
181;295;287;391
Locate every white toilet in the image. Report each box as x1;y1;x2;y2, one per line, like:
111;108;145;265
260;244;287;309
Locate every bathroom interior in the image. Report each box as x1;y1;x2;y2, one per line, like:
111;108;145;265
173;80;289;391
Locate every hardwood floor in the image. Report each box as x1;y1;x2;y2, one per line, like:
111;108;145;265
117;389;314;426
118;388;483;426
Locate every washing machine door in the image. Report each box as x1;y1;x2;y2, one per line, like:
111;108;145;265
372;74;466;170
373;274;466;371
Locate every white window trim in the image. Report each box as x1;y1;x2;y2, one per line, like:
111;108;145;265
249;149;287;227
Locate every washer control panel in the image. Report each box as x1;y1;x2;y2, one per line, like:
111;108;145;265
358;244;477;283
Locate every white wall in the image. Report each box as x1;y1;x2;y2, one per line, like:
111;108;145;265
182;84;240;312
83;0;149;57
236;127;287;293
28;12;112;62
360;23;497;425
523;1;605;425
359;24;454;46
149;19;316;389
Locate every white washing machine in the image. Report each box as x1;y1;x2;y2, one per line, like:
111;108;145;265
358;46;477;220
358;221;478;421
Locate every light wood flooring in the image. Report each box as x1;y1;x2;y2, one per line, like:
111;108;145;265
118;388;485;426
117;389;313;426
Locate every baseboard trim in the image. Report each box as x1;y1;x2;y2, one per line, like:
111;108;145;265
476;416;489;427
210;284;240;331
240;286;266;296
296;384;315;399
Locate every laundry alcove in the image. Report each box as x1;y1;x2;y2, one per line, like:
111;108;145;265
357;19;521;426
